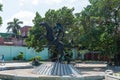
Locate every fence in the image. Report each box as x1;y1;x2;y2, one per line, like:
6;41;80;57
0;45;49;60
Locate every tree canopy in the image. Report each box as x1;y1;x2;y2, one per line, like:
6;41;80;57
26;7;75;52
78;0;120;57
26;0;120;63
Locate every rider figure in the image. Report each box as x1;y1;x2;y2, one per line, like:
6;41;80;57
54;23;64;40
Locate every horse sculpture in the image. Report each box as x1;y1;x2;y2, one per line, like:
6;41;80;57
39;22;64;62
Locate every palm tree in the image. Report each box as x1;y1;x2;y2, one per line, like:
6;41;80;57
6;18;23;37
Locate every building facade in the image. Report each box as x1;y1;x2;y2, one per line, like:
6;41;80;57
0;26;32;46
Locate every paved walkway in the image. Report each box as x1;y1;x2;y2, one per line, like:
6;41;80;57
0;62;32;70
75;63;107;76
0;62;31;67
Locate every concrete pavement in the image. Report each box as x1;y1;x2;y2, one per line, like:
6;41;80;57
0;62;107;80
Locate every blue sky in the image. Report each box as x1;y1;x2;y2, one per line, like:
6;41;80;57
0;0;90;32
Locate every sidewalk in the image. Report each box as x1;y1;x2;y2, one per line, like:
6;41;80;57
0;62;33;70
74;63;107;76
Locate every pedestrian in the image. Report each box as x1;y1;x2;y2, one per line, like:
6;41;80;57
1;54;5;65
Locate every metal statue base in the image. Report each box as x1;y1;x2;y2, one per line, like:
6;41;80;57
32;62;80;76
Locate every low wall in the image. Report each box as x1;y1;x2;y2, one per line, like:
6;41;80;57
0;45;49;60
0;45;78;61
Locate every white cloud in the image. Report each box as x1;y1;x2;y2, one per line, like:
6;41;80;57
48;0;62;3
19;3;24;6
42;0;62;5
0;0;2;4
19;0;25;6
19;0;39;6
7;11;35;26
70;0;78;3
0;11;35;32
64;0;90;13
32;0;39;5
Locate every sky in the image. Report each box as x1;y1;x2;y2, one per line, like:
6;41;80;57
0;0;90;32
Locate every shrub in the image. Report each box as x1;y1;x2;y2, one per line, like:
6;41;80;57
29;56;41;61
13;52;24;60
17;52;24;60
35;56;41;60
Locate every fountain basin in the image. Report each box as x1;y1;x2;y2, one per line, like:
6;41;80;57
0;73;104;80
0;62;105;80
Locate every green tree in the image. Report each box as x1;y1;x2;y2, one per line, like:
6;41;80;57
6;18;23;36
25;12;46;52
79;0;120;65
0;3;2;25
26;7;76;60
